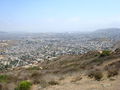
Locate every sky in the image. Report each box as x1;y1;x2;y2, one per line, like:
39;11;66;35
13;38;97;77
0;0;120;32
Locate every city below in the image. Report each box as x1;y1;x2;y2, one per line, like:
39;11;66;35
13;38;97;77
0;28;120;70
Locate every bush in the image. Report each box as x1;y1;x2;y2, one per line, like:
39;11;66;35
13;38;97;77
100;50;111;57
15;81;32;90
107;68;119;78
0;75;9;83
88;70;103;81
31;71;42;78
48;81;59;85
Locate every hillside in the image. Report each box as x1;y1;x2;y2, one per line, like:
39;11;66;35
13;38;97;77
0;49;120;90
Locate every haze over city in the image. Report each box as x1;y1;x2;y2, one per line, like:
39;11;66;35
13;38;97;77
0;0;120;32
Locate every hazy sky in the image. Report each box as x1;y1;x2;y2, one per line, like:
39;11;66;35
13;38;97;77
0;0;120;32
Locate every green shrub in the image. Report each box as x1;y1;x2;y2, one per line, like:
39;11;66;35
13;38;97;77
100;50;111;57
15;81;32;90
0;75;8;83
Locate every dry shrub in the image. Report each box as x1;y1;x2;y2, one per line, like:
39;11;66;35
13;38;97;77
107;68;119;78
31;71;43;84
88;69;103;81
48;81;59;85
31;71;42;78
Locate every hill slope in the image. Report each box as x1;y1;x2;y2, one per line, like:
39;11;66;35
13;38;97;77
0;49;120;90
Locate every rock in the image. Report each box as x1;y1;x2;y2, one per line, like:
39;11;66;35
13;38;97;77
101;83;112;87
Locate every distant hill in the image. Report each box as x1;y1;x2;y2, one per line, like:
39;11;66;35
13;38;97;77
0;31;26;40
94;28;120;34
91;28;120;41
0;31;21;40
0;31;6;33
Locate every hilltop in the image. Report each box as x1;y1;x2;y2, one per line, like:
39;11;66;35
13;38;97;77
0;48;120;90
